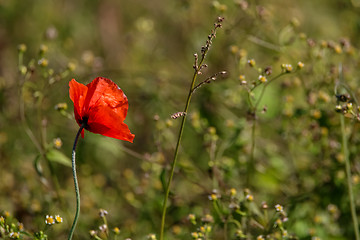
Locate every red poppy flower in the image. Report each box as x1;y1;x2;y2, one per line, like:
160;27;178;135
69;77;135;143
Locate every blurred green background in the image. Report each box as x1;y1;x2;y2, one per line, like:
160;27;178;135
1;0;360;239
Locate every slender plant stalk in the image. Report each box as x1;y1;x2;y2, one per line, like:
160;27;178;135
159;60;202;240
68;124;85;240
159;19;223;240
340;115;360;240
247;121;256;186
246;73;284;186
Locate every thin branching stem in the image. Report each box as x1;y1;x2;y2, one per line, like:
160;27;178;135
254;73;285;110
246;72;287;186
159;19;223;240
68;124;85;240
340;115;360;240
159;56;204;240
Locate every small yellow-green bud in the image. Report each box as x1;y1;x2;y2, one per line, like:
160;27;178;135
147;233;156;240
230;45;239;54
39;44;48;55
9;232;20;239
235;230;245;238
299;32;307;40
311;109;322;119
208;126;216;135
258;75;267;83
290;17;300;27
248;59;256;67
208;193;218;200
55;102;68;111
346;102;353;111
297;61;304;69
334;45;342;54
245;194;253;202
201;214;214;223
19;66;27;75
67;62;76;72
188;214;196;222
238;49;247;59
165;119;173;127
281;64;293;73
229;188;236;197
113;227;121;235
38;58;48;67
17;222;24;231
191;232;199;238
335;105;343;113
89;230;97;236
18;44;27;53
257;235;265;240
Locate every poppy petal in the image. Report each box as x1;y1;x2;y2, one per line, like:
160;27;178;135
69;77;134;142
84;77;128;121
69;79;88;127
88;121;134;142
87;104;135;142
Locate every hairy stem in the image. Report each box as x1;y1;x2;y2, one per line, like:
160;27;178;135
159;59;202;240
159;19;222;240
340;115;359;240
68;124;85;240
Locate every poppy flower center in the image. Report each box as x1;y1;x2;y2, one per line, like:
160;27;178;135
80;116;89;128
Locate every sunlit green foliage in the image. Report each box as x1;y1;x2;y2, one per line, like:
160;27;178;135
1;0;360;239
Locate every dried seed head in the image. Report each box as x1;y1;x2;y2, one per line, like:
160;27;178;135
336;94;351;102
171;112;187;119
264;66;272;75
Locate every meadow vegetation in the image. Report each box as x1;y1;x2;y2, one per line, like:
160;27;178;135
1;0;360;239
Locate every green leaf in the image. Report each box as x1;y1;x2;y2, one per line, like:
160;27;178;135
46;149;72;167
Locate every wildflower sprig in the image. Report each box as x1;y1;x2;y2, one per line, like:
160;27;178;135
0;211;56;240
334;83;360;121
185;189;294;239
334;78;360;240
159;17;225;240
187;214;213;240
242;61;304;185
192;71;227;92
17;43;78;210
247;62;304;111
88;209;123;240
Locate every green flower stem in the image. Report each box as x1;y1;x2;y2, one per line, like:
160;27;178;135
253;73;285;110
246;72;286;186
68;124;85;240
159;52;207;240
340;115;360;240
247;120;256;186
